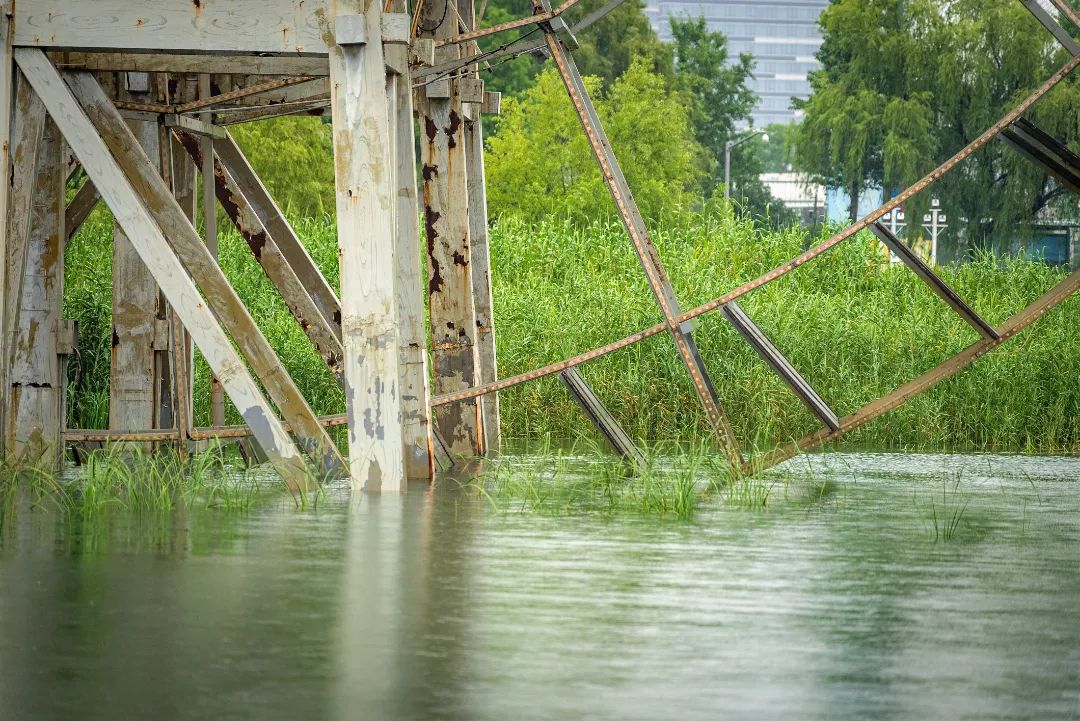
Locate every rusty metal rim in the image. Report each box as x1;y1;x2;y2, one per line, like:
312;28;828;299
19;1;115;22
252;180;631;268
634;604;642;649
430;53;1080;409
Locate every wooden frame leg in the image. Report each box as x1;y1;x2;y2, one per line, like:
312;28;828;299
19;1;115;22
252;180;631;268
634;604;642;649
329;4;405;492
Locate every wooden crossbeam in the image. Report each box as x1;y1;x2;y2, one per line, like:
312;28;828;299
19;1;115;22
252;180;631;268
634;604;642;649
722;300;841;432
14;48;318;489
174;130;345;381
1000;117;1080;196
560;367;646;468
1019;0;1080;55
869;222;1000;341
56;52;330;77
13;1;329;55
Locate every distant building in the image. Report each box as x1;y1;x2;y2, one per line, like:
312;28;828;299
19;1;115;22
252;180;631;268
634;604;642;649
646;0;831;127
760;173;825;225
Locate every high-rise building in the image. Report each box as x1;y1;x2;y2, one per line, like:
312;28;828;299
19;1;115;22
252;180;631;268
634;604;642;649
645;0;831;127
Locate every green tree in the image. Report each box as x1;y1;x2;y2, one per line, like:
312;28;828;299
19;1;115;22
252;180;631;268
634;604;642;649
230;115;335;217
485;60;704;221
794;0;1080;253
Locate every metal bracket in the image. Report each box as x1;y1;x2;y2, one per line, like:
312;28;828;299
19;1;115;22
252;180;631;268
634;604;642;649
335;15;368;46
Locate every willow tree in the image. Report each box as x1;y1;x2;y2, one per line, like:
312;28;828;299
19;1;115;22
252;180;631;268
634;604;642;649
795;0;1080;255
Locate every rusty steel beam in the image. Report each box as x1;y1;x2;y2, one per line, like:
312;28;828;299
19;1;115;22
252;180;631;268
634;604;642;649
722;300;840;432
1019;0;1080;55
175;76;316;114
1000;117;1080;195
429;52;1080;410
560;367;646;468
754;268;1080;473
869;222;999;341
434;0;584;47
65;429;180;442
540;18;742;465
1046;0;1080;30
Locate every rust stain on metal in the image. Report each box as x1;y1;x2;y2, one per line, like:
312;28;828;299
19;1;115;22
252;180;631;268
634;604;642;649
451;249;467;267
445;110;461;149
425;207;444;295
424;117;439;142
422;163;438;181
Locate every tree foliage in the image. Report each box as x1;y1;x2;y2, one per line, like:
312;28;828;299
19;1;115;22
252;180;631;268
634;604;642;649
795;0;1080;250
485;60;704;221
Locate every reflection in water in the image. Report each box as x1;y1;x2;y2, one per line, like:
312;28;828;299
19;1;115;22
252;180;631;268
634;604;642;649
1;453;1079;720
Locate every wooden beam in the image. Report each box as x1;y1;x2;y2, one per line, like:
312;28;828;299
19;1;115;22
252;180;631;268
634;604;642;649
56;52;330;77
64;178;100;243
13;1;330;55
174;130;345;382
869;222;999;341
721;300;840;432
110;75;168;439
215;134;342;339
3;71;46;424
0;8;14;452
62;67;347;478
164;114;226;140
389;62;436;480
7;118;65;465
560;367;645;468
464;111;501;454
13;48;316;489
418;0;483;457
330;3;405;492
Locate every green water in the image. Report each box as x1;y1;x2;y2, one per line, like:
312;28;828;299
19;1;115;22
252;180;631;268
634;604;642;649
1;452;1078;720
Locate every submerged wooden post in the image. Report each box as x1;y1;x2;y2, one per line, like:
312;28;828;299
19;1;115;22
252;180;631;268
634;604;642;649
329;3;404;492
418;0;483;457
386;7;436;480
7;119;66;464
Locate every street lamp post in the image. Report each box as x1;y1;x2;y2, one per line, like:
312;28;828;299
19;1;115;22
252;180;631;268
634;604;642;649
724;129;769;199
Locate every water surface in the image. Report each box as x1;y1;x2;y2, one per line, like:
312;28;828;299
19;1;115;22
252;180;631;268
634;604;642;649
1;452;1078;720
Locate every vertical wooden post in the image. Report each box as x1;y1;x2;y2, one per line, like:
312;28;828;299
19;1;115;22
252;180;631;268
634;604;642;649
110;72;168;437
0;5;14;453
199;73;227;428
418;0;483;457
7;119;65;465
329;3;405;492
464;107;500;455
387;14;436;480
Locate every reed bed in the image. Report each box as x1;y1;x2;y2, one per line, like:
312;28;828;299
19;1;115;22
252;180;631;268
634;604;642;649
63;206;1079;457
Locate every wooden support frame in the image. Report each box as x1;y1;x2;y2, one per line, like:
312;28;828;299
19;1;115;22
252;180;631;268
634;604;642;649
330;2;405;492
722;300;840;432
560;367;645;468
14;48;318;490
869;222;1000;341
56;52;330;77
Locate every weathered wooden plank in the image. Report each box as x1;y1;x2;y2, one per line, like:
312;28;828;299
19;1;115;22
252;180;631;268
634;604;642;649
203;77;330;109
869;222;999;342
64;178;100;243
721;300;840;432
214;97;330;126
389;64;436;480
110;74;167;438
560;367;645;468
170;73;199;437
174;130;345;382
539;19;742;466
3;71;46;410
13;1;331;55
57;52;330;77
198;73;226;430
14;48;315;489
7;118;65;465
215;134;342;338
464;110;501;455
330;3;404;492
0;8;14;451
418;0;483;457
164;114;226;140
61;66;347;478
